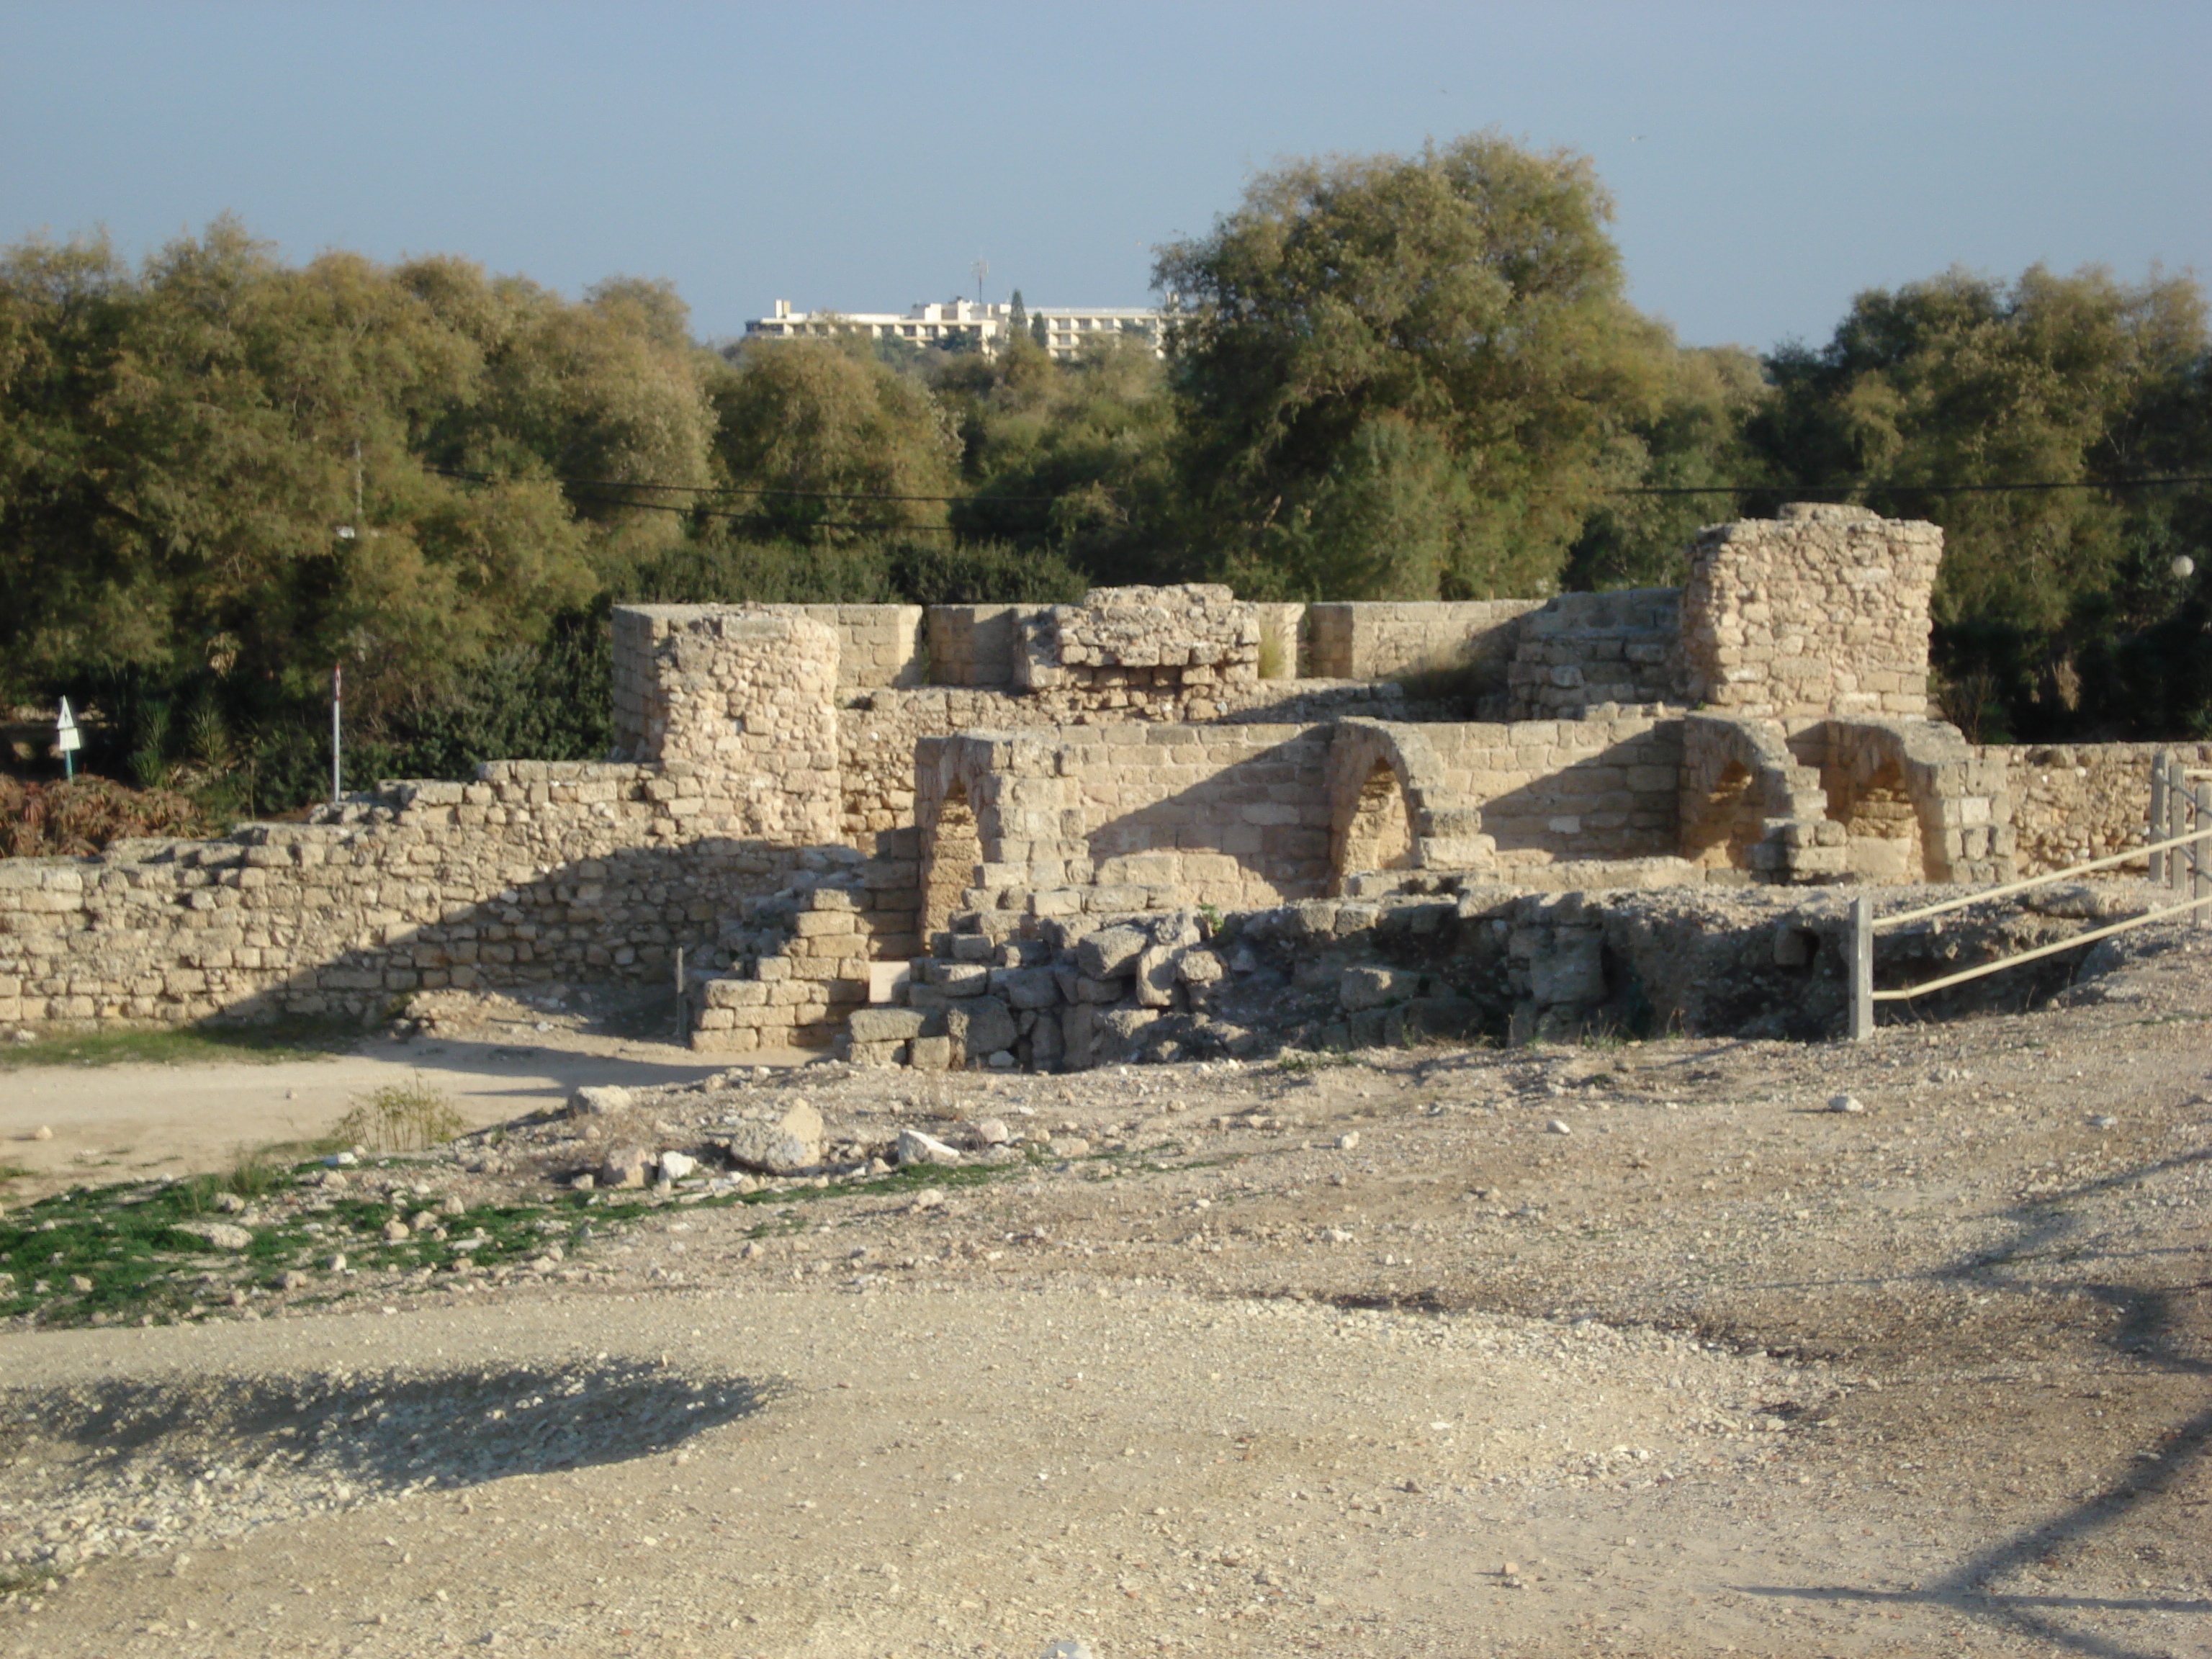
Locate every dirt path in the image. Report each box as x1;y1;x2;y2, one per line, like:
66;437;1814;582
0;994;796;1202
2;932;2209;1658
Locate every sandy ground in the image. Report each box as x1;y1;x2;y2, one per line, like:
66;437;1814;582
2;932;2209;1658
0;997;800;1202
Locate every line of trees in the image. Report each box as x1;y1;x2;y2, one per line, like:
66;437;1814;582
2;132;2206;822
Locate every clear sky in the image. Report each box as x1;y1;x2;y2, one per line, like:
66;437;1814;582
4;0;2206;352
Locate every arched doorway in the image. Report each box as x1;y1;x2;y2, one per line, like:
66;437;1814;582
920;778;981;944
1335;760;1417;892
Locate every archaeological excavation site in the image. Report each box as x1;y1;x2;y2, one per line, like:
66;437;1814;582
4;504;2207;1066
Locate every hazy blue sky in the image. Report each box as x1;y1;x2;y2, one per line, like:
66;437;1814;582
4;1;2206;351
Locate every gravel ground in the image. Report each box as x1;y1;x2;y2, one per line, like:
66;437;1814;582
1;925;2208;1657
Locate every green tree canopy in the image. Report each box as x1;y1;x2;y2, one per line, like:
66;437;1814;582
1154;132;1669;600
1749;263;2211;735
706;339;961;542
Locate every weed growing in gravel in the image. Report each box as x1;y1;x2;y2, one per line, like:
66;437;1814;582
1275;1049;1356;1074
331;1078;468;1151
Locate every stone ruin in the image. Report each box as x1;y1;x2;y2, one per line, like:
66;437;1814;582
4;505;2203;1060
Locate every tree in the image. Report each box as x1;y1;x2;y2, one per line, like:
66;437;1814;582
706;338;961;542
1154;132;1667;600
1563;341;1773;590
946;336;1182;582
1749;264;2211;736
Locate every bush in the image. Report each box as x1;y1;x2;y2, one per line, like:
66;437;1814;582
0;775;210;856
330;1078;469;1152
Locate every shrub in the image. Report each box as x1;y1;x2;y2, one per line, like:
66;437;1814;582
0;775;210;857
330;1078;469;1152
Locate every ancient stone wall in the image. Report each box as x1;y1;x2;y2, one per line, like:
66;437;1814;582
835;681;1431;855
925;606;1023;688
1328;717;1686;886
1994;742;2212;875
1805;719;2013;884
1681;504;1942;719
1;608;842;1029
1503;589;1682;719
607;608;843;846
913;724;1338;929
0;764;808;1027
1015;585;1262;712
1303;600;1544;685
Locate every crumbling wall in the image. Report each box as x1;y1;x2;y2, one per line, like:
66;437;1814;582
0;608;842;1028
913;724;1337;926
925;606;1024;688
1326;717;1683;884
0;765;810;1027
1304;600;1542;688
1678;715;1844;882
606;607;842;845
1015;584;1261;711
1681;504;1942;719
1993;742;2212;875
1812;719;2013;884
1503;589;1682;719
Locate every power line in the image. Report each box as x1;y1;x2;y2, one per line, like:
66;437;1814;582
424;464;1056;506
1608;475;2212;498
428;461;2212;508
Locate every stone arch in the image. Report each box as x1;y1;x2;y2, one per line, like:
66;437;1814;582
1337;760;1418;886
1678;714;1833;881
1825;751;1930;881
1326;720;1493;893
1819;717;2011;886
1682;758;1767;871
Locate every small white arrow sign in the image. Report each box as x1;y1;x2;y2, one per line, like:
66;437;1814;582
56;696;82;753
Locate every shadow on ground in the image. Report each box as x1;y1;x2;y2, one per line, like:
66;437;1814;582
0;1357;779;1495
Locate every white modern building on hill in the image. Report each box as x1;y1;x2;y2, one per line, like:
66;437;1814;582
744;299;1172;360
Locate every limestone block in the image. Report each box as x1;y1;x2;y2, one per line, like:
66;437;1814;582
992;966;1061;1010
1076;925;1148;979
1133;944;1179;1008
1340;965;1420;1012
945;995;1017;1060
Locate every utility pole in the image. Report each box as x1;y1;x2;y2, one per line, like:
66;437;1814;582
971;256;989;307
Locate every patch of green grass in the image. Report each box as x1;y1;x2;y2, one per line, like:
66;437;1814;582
1;1133;1210;1330
0;1154;602;1329
0;1564;61;1599
1275;1048;1355;1074
0;1019;356;1071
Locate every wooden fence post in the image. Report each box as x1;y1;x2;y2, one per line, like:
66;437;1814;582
2150;753;2169;886
2196;783;2211;929
2172;758;2190;893
1848;896;1875;1041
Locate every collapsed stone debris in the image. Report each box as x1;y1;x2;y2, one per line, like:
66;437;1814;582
2;508;2203;1063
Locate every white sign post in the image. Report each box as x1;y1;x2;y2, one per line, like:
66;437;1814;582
331;665;343;805
55;697;81;780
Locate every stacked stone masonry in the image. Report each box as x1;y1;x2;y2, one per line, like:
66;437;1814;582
1;509;2183;1053
1681;503;1943;719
